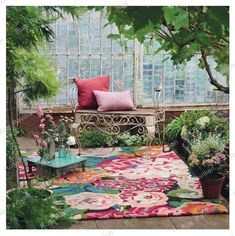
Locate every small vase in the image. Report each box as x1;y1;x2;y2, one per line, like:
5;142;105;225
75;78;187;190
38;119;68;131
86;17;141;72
200;173;225;199
59;144;66;158
48;141;55;160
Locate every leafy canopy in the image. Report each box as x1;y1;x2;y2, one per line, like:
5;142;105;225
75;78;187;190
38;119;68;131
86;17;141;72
92;6;229;93
7;6;86;101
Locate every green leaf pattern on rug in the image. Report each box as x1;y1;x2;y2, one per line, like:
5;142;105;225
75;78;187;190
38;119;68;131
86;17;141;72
167;189;201;198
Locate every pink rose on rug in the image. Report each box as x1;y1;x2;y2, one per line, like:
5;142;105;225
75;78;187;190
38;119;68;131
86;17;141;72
126;191;168;208
93;90;136;112
98;157;139;172
65;192;124;210
94;178;175;193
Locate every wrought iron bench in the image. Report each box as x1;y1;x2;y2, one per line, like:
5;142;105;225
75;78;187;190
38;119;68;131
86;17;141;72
69;85;165;154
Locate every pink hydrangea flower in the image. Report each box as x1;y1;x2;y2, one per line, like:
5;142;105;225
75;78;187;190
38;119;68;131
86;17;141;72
215;153;226;161
212;156;220;164
36;105;43;118
40;118;45;123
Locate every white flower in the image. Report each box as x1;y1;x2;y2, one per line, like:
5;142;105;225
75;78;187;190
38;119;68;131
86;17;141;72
196;116;210;128
55;137;59;142
66;136;76;146
180;125;188;140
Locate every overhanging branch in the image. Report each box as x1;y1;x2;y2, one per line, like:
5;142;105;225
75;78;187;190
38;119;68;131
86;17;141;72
201;48;229;94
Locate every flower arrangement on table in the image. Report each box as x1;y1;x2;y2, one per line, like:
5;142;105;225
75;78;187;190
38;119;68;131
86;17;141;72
33;105;76;161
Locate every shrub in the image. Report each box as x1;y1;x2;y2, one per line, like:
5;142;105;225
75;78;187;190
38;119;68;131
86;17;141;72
165;110;229;143
77;130;117;148
117;132;147;146
77;130;154;148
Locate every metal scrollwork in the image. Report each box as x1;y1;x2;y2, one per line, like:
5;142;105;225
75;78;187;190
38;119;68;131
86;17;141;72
75;111;165;136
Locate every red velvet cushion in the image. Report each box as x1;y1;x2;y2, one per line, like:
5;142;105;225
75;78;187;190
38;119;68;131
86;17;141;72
73;75;110;109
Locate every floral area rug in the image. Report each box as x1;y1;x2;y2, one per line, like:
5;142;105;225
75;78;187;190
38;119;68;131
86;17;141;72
20;146;228;219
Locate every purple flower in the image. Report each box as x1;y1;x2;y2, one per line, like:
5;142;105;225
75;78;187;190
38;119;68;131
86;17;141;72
215;153;226;161
212;156;220;164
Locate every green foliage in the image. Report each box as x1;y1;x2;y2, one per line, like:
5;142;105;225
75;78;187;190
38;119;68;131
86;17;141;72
117;132;147;146
78;131;150;148
191;135;225;157
6;129;18;189
7;187;73;229
165;117;186;141
7;6;84;101
93;6;229;93
165;110;229;143
163;6;189;30
13;48;59;103
78;131;116;148
6;130;18;168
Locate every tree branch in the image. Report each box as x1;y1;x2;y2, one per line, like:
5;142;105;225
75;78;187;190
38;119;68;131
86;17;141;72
201;48;229;94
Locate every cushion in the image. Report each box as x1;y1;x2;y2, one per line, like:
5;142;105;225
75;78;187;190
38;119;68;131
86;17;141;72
93;90;136;112
73;75;110;109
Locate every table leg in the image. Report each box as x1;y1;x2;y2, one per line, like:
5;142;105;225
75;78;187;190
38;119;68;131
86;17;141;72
28;162;33;173
82;162;85;172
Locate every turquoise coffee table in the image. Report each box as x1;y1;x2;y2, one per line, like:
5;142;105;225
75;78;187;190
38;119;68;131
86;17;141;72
24;152;87;176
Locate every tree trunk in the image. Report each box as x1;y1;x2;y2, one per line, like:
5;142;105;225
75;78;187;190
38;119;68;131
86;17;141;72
7;88;21;187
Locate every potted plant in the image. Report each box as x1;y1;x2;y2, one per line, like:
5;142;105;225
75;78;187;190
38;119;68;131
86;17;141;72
165;110;229;161
187;134;227;199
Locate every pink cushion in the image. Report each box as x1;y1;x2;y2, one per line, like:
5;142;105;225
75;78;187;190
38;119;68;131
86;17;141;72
93;90;136;112
73;75;110;109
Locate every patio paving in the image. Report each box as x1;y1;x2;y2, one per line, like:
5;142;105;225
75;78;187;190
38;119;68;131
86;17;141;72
17;136;229;229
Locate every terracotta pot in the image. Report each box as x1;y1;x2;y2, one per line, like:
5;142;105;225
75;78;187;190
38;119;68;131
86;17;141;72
200;173;225;199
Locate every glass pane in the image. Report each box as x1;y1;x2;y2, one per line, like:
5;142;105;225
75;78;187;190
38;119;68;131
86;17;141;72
80;55;90;78
56;19;67;53
68;56;78;78
68;21;79;53
102;19;112;53
90;56;101;77
90;13;101;53
80;13;90;53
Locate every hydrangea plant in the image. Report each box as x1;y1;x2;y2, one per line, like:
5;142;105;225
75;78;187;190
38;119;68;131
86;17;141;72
188;134;227;179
